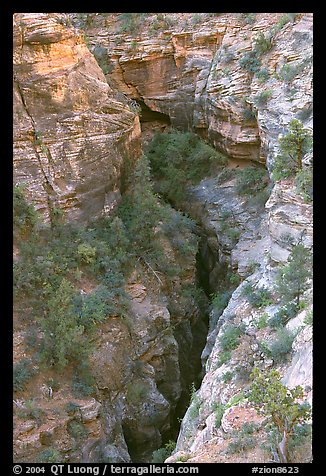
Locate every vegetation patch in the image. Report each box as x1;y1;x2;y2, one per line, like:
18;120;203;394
37;447;62;463
272;119;313;182
242;283;273;308
253;90;273;107
235;166;269;196
266;327;296;363
146;130;228;205
238;51;261;74
219;324;244;352
151;440;176;463
13;358;36;393
212;402;225;427
275;244;312;308
14;185;38;241
14;150;200;389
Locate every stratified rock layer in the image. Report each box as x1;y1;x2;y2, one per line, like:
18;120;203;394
13;13;141;222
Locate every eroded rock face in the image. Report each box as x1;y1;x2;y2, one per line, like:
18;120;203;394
81;13;312;165
13;13;141;222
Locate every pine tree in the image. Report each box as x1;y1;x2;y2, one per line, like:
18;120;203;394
41;278;86;369
275;243;312;307
248;368;311;463
272;119;313;181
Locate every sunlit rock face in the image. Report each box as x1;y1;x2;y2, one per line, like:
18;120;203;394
13;13;141;222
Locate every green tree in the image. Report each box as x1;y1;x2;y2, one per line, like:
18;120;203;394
272;119;313;181
40;278;87;369
118;155;163;252
275;243;312;308
248;368;311;463
13;185;38;239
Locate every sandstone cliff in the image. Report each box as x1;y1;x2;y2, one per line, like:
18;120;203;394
13;13;141;223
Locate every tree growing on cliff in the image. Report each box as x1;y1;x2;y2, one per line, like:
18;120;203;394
272;119;313;181
275;243;312;308
248;368;311;463
40;278;88;370
13;184;38;240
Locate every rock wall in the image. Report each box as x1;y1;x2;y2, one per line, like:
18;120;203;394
81;13;312;165
13;13;141;223
74;12;312;463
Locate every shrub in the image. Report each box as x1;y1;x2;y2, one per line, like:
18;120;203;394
296;104;313;122
65;402;81;416
24;326;41;350
242;283;273;308
255;312;269;330
267;313;283;329
242;422;260;434
222;371;233;383
229;272;241;286
216;168;236;184
227;435;256;454
226;227;241;244
242;13;256;25
17;400;46;426
213;403;225;427
129;40;138;51
235;165;269;195
13;358;36;392
13;185;38;239
147;130;227;205
278;62;302;83
253;90;273;107
40;278;88;370
188;382;201;419
238;51;261;74
77;242;97;265
71;363;96;397
92;44;114;75
78;285;113;328
151;441;175;463
288;423;312;453
219;324;243;352
253;32;273;57
303;310;313;326
67;421;88;439
118;13;142;34
191;13;202;25
38;447;62;463
242;107;256;122
269;303;298;328
211;290;232;313
217;350;232;367
256;67;270;83
126;381;148;404
226;391;246;408
295;167;313;201
175;454;191;462
267;327;295;362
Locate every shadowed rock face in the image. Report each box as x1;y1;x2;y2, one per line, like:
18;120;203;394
13;13;141;222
